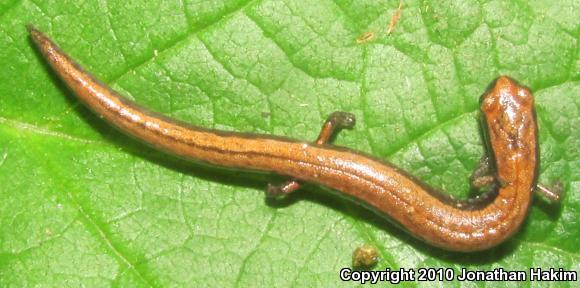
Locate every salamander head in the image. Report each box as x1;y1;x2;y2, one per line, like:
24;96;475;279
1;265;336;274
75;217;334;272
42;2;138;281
481;76;534;117
480;76;536;156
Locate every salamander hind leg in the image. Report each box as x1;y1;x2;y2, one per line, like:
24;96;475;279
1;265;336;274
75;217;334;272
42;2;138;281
266;181;302;199
265;111;356;198
314;111;356;145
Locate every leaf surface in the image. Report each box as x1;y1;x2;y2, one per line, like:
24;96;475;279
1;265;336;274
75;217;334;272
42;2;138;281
0;0;578;286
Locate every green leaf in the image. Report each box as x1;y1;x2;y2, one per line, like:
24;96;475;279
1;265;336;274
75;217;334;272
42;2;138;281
1;0;578;286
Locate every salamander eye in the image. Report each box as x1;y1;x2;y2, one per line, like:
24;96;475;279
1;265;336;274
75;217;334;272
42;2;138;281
481;92;497;113
517;87;534;106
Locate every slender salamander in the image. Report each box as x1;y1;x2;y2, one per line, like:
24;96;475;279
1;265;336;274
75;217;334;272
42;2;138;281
28;25;556;252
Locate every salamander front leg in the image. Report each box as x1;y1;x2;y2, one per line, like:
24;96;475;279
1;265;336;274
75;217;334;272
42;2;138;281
470;156;501;188
536;182;563;202
266;112;356;199
470;156;563;203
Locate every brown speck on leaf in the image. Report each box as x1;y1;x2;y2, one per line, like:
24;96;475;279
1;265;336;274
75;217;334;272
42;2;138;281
387;0;404;35
261;112;271;118
352;244;379;268
356;31;375;44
